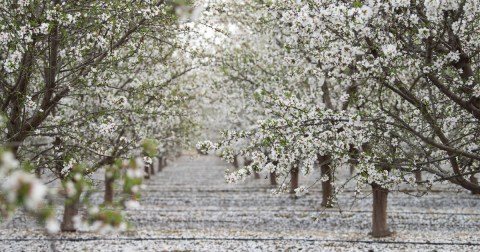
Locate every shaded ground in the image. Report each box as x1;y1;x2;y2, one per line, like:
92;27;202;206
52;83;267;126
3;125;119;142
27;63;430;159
1;154;479;251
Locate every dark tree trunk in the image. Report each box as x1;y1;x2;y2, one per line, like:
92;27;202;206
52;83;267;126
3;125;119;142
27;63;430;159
244;159;252;167
150;162;155;176
232;155;239;169
370;183;392;237
104;174;114;205
35;167;42;178
348;146;359;175
144;164;150;179
61;194;80;232
157;157;163;172
318;155;333;208
254;171;260;179
470;175;480;195
270;171;277;186
415;170;422;182
290;166;299;194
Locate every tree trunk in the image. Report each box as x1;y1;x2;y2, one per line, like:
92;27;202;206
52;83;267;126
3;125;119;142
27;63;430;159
415;170;422;182
318;155;333;208
232;155;239;169
370;183;392;237
157;157;163;172
35;167;42;178
470;175;480;195
61;195;80;232
348;146;359;176
104;175;114;205
290;166;299;194
144;164;150;179
254;171;260;179
244;159;252;167
270;171;277;186
150;162;155;176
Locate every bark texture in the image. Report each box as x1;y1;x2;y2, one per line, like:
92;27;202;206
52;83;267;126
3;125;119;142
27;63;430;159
290;165;299;194
470;175;480;195
370;183;392;237
318;155;333;208
61;195;80;232
232;155;239;169
270;171;277;186
104;174;114;205
415;170;422;182
157;157;164;172
150;162;155;176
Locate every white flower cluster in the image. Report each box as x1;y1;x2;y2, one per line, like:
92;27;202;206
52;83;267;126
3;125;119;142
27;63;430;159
2;171;47;210
61;158;76;177
124;200;141;210
125;158;145;179
293;186;309;197
424;0;461;21
0;151;19;175
64;180;77;197
3;50;23;73
143;156;153;165
196;140;217;154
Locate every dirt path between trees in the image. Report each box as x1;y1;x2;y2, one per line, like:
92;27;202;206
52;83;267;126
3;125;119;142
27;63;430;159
1;155;479;251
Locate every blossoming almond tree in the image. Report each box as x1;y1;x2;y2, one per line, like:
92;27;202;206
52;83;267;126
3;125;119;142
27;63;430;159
193;0;345;204
1;0;198;232
198;0;480;237
1;0;170;154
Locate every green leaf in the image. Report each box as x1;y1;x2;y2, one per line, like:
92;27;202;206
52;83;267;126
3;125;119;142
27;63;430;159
353;1;363;8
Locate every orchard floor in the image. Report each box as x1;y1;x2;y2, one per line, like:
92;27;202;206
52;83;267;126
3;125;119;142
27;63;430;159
1;154;480;251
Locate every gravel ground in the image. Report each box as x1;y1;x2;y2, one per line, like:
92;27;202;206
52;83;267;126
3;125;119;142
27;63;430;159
1;154;479;251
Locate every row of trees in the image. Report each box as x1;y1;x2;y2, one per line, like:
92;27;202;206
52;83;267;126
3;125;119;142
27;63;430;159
1;0;199;233
2;0;479;238
197;0;480;237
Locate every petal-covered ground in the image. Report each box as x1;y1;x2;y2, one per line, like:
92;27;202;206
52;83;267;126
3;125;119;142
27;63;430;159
1;155;479;251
